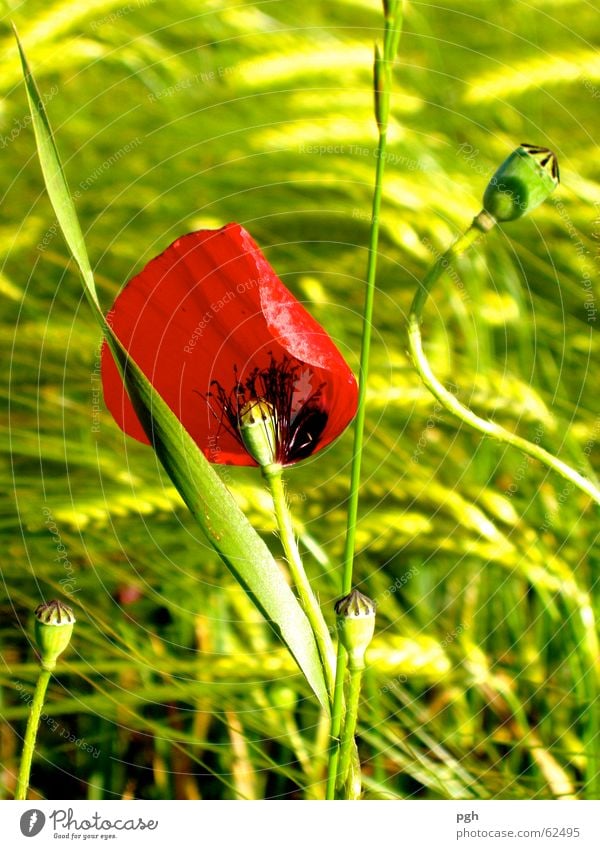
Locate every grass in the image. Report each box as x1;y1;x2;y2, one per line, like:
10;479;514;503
1;0;599;799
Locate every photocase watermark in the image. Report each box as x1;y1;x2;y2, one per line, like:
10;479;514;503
552;196;597;323
455;142;491;178
41;506;80;596
205;435;236;489
37;137;144;252
379;672;408;694
421;236;470;303
15;681;99;758
540;479;575;533
593;202;600;247
411;385;459;465
440;623;464;648
24;807;159;835
146;54;291;103
351;143;426;171
591;201;600;318
184;274;266;353
351;207;379;224
456;142;528;214
20;810;46;837
377;566;419;604
300;142;426;171
539;416;600;531
37;221;60;253
0;86;58;150
503;424;545;498
147;65;237;102
20;807;159;838
581;77;600;99
75;137;143;195
90;0;154;31
91;342;102;433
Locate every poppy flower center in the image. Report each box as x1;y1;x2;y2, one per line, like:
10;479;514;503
207;354;328;465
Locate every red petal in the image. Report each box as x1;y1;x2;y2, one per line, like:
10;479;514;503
101;224;358;466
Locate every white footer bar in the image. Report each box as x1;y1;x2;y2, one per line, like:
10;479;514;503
4;800;599;848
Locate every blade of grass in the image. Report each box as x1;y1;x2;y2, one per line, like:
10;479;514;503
14;26;330;713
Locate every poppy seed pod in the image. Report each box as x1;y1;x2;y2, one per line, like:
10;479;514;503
482;143;559;222
34;600;75;671
335;589;376;670
238;400;277;467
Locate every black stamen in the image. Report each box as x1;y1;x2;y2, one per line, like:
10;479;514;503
204;354;329;463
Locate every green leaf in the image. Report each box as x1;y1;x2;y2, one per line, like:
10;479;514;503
14;27;330;713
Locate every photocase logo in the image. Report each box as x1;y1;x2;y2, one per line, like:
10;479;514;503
20;810;46;837
292;367;315;413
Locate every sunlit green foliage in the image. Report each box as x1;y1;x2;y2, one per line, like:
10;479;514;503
1;0;599;799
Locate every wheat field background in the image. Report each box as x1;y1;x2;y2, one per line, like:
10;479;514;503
1;0;599;800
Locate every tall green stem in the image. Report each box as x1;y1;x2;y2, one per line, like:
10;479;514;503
341;122;387;600
327;3;404;800
325;121;388;784
15;667;52;800
262;464;336;699
408;215;600;506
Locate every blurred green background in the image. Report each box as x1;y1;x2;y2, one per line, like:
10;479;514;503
1;0;599;799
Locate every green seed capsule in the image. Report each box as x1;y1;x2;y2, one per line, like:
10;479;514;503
482;143;559;222
34;600;75;671
335;589;376;670
238;399;277;467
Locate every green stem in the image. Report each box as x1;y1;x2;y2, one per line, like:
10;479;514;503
325;641;347;800
338;662;364;798
411;212;600;796
566;595;600;798
325;124;386;791
262;464;336;700
584;664;600;799
579;657;599;799
408;213;600;506
15;666;52;800
327;3;403;801
341;107;387;599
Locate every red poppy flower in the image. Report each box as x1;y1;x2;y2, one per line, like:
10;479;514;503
101;223;358;466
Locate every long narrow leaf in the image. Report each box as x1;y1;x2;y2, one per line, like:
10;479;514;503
14;29;330;712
